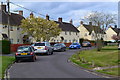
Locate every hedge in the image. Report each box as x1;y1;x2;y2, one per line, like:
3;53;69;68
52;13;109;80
0;40;11;54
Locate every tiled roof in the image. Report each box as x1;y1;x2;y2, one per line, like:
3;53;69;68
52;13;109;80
0;10;24;26
55;21;79;32
83;24;106;34
112;28;120;34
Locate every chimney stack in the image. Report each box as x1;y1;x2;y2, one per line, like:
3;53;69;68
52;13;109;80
19;10;23;16
80;21;83;25
0;3;6;12
70;19;73;24
58;17;62;22
30;12;34;18
89;22;92;26
115;25;117;28
46;14;49;20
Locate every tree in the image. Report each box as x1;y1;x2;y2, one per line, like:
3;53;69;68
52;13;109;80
20;16;62;42
83;11;117;51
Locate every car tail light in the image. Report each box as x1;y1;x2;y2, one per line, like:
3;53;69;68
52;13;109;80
30;52;34;55
16;53;18;55
45;46;48;50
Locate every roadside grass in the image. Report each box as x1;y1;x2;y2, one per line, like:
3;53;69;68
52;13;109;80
0;56;2;78
97;67;120;76
1;56;15;78
70;46;119;76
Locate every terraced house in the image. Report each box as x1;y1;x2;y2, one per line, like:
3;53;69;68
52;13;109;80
0;3;25;44
45;15;80;43
77;21;106;41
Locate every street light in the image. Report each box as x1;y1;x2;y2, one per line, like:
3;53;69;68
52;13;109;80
7;0;10;41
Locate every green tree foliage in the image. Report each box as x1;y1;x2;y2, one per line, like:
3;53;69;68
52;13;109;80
20;16;62;42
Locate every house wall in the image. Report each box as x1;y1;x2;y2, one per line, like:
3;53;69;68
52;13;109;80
77;25;92;40
1;24;23;44
105;28;117;41
0;24;2;40
50;31;80;43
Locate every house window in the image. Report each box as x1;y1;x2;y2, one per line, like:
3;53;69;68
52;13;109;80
57;40;59;42
65;31;67;35
3;25;7;28
76;32;78;35
69;31;71;35
10;26;13;31
10;38;13;43
54;40;56;42
69;40;71;43
17;27;20;30
17;39;19;42
85;33;87;36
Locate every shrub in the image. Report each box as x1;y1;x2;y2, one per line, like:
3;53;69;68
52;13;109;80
0;40;11;54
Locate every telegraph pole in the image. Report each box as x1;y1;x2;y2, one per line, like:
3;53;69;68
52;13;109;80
7;0;10;41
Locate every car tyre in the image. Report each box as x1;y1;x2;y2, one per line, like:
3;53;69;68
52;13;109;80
31;56;35;62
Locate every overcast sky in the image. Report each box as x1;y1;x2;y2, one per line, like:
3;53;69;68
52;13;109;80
1;0;119;26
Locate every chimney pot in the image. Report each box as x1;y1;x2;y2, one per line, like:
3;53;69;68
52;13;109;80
80;21;83;25
0;4;6;12
30;12;34;18
70;19;73;24
89;22;92;26
58;17;62;22
46;14;49;20
19;10;23;16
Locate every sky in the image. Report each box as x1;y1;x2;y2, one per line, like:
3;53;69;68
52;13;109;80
1;0;119;26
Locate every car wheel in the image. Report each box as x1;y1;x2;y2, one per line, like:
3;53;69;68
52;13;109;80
47;51;50;55
31;56;35;62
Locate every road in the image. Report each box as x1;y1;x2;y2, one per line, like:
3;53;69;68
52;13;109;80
9;47;104;78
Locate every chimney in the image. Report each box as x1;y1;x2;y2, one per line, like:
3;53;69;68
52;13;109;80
80;21;83;25
30;12;33;18
58;17;62;22
89;22;92;26
46;14;49;20
19;10;23;16
70;19;73;24
0;3;6;12
115;25;117;28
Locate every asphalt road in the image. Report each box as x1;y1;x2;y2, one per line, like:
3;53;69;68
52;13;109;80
9;47;104;78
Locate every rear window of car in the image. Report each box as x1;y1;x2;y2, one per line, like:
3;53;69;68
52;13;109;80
17;46;30;52
34;43;45;46
72;43;79;45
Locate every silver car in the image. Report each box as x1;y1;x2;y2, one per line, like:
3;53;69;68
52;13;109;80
31;42;53;55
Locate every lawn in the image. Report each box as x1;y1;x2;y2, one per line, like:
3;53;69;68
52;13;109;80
0;56;15;78
70;46;119;76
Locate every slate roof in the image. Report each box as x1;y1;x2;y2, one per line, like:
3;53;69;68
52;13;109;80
0;10;24;26
83;24;106;34
55;21;79;32
112;28;120;34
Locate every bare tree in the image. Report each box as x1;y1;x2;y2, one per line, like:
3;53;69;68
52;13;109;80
83;11;117;51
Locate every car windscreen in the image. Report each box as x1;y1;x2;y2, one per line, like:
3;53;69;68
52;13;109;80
54;44;60;46
72;43;78;45
34;43;45;46
17;46;30;52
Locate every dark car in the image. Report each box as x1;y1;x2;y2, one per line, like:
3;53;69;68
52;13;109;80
69;43;81;49
15;46;36;62
53;43;66;52
82;41;91;47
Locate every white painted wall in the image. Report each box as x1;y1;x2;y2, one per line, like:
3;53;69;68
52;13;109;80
50;31;80;43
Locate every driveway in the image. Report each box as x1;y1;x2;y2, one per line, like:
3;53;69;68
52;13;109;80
9;47;104;78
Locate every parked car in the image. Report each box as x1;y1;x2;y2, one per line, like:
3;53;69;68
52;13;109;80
118;44;120;50
15;46;36;62
31;42;53;55
53;43;66;52
82;41;91;47
69;43;81;49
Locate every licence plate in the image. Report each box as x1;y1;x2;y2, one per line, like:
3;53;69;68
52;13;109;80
21;53;27;55
37;47;41;49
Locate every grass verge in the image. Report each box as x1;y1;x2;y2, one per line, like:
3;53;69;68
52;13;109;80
70;46;119;76
0;56;15;78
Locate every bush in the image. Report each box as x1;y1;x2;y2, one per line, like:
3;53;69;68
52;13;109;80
0;40;11;54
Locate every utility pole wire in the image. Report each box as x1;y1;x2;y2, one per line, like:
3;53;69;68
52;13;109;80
9;2;55;20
